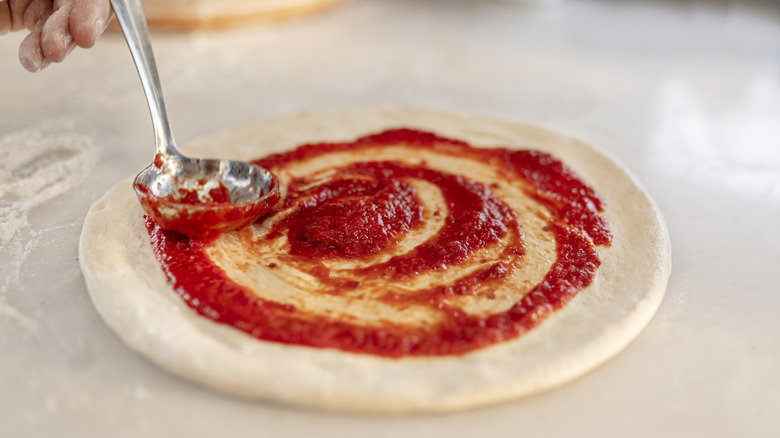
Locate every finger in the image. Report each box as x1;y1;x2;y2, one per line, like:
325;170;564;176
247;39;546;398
0;0;11;35
70;0;112;48
8;0;32;31
19;22;50;72
40;2;75;63
22;0;51;29
0;1;12;35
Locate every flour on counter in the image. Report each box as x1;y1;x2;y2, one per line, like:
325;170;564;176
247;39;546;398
0;130;96;243
0;130;95;332
0;296;38;333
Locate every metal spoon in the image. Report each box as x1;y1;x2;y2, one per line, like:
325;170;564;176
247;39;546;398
111;0;279;237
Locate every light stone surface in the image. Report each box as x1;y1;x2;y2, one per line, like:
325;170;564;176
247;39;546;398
1;0;778;436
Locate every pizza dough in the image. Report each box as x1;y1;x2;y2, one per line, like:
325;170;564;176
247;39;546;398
138;0;350;30
79;108;671;412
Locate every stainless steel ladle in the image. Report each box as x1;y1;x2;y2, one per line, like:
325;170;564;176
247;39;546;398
111;0;279;236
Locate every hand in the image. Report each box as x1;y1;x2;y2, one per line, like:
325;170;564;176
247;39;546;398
1;0;112;72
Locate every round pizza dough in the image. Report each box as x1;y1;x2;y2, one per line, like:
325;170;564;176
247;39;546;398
138;0;350;30
79;108;671;412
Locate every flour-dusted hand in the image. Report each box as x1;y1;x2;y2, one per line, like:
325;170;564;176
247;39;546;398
0;0;112;72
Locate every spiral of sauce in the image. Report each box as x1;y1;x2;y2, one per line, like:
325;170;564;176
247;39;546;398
146;129;612;357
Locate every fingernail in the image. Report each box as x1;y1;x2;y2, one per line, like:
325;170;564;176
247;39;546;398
20;52;49;72
19;37;44;72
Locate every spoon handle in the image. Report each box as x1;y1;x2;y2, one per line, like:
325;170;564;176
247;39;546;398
110;0;180;157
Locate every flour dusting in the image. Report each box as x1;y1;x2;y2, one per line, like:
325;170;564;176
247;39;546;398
0;296;38;333
0;131;96;242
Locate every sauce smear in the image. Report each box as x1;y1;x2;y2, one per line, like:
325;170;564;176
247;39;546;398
145;129;612;357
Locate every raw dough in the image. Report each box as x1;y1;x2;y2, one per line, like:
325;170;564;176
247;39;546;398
79;108;671;412
139;0;350;30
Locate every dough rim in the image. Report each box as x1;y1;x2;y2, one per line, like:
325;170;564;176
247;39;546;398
79;107;671;413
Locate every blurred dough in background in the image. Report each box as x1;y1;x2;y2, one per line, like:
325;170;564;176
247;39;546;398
139;0;351;30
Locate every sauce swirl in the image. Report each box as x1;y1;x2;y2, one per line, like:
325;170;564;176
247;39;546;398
146;129;611;357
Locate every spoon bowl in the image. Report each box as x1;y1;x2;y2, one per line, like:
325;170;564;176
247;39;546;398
133;155;279;237
112;0;279;237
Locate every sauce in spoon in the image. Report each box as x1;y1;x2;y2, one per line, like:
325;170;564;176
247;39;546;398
112;0;279;238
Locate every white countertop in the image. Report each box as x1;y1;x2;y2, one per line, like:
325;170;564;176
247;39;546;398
1;0;779;436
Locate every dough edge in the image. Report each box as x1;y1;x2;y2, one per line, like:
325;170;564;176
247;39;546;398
79;107;672;413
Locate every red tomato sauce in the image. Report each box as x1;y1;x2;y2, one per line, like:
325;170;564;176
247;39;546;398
145;129;612;357
136;178;278;238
